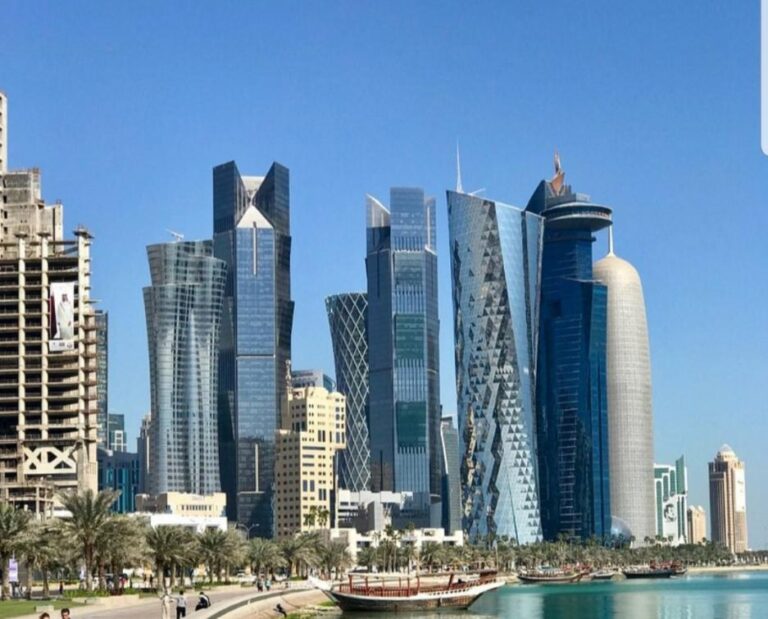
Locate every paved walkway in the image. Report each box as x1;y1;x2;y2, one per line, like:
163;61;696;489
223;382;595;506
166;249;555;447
20;585;251;619
195;588;327;619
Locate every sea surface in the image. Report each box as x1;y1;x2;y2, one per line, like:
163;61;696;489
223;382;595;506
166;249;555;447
341;571;768;619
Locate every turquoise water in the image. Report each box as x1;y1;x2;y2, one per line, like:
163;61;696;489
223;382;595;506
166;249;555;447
342;572;768;618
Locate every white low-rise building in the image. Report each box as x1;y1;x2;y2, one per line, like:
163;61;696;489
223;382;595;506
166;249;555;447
326;527;464;565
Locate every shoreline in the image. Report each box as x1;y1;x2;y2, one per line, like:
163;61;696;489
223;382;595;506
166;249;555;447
687;565;768;575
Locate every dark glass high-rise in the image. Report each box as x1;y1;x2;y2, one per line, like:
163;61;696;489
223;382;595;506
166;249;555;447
525;159;612;541
213;161;293;536
366;188;441;525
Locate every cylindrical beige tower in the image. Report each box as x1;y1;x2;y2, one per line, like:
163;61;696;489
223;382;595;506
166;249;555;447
594;236;656;544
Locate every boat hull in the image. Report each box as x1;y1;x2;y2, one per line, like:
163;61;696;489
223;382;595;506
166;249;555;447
323;590;485;611
320;580;504;612
518;574;583;584
622;570;673;579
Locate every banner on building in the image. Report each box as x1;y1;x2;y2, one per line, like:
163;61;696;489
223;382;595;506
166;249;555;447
49;282;76;352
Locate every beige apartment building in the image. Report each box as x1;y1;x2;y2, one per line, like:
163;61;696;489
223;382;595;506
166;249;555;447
708;445;748;554
275;385;346;539
136;491;227;518
0;91;98;513
687;505;706;544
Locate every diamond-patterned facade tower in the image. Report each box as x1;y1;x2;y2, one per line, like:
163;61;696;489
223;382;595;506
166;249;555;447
326;293;371;492
447;190;543;544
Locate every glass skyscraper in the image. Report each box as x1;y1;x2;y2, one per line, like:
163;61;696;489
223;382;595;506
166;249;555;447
366;188;441;524
325;292;371;492
143;240;226;495
525;161;612;541
214;161;293;534
97;448;139;514
439;417;462;535
447;189;544;543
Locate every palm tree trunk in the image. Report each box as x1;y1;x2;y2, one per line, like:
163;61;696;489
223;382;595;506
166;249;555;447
1;552;9;600
25;560;32;599
42;569;50;598
85;545;94;592
98;561;106;591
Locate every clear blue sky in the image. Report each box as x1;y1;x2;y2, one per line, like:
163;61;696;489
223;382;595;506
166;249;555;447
4;1;767;547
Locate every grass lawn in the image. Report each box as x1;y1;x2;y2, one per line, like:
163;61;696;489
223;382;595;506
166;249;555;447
0;599;83;619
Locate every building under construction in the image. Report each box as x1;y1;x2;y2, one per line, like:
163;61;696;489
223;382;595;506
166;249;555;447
0;90;98;514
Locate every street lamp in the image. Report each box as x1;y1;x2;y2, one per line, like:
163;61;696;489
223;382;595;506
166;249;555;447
236;523;260;538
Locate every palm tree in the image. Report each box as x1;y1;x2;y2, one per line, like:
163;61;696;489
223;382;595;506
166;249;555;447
146;526;190;592
316;540;352;579
249;538;284;577
303;506;317;528
356;546;377;572
96;516;146;589
197;528;230;583
58;489;119;592
22;519;64;599
0;503;31;599
280;533;319;577
222;528;248;581
316;508;330;528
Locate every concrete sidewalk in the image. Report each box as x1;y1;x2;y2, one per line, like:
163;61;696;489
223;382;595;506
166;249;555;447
19;584;247;619
194;586;326;619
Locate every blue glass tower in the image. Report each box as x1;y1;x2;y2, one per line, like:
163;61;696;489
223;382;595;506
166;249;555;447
214;161;293;535
97;448;139;513
448;190;544;543
366;189;441;524
525;159;612;541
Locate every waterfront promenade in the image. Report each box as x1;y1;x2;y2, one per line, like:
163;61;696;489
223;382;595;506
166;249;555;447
16;584;322;619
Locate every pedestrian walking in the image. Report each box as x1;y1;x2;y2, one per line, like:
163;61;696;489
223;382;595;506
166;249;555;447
159;589;173;619
58;580;64;596
274;603;288;618
176;589;188;619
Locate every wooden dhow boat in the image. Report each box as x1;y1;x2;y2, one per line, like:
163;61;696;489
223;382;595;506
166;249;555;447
622;564;674;579
517;567;585;584
310;570;504;612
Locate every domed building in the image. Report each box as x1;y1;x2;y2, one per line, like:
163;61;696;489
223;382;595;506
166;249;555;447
594;231;656;544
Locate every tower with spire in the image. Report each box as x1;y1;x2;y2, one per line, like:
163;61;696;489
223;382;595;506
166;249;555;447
525;153;613;541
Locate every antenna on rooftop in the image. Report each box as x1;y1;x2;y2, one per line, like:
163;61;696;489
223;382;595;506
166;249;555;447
456;141;464;193
166;229;184;242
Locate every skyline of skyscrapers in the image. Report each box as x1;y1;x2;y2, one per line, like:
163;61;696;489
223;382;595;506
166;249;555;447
366;188;441;526
143;240;226;496
213;161;293;534
594;233;656;543
709;445;748;554
326;292;371;493
0;83;753;551
447;188;544;543
526;160;612;541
